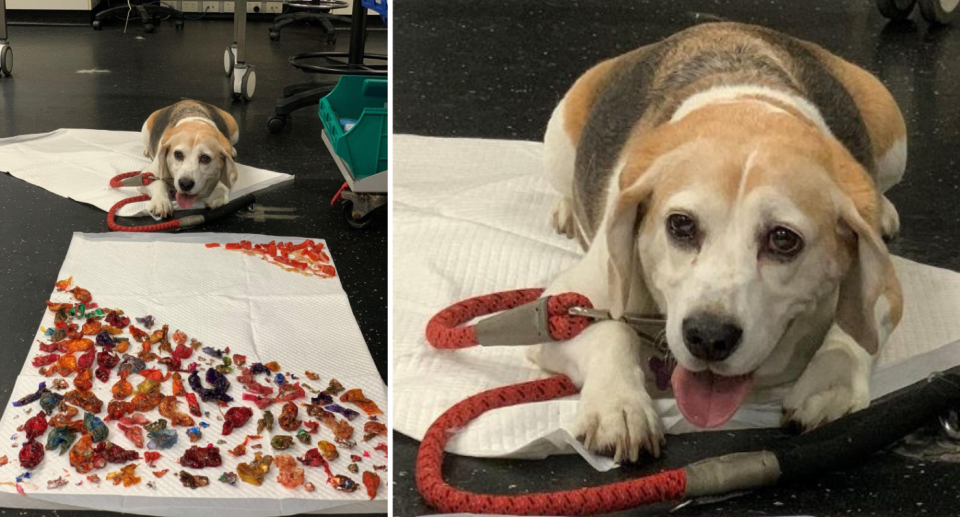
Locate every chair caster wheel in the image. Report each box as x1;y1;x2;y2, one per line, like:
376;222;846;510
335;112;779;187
223;46;236;76
267;116;288;134
175;20;184;29
342;201;374;229
144;23;155;33
232;65;256;102
0;44;13;76
92;20;102;30
269;31;280;41
919;0;958;23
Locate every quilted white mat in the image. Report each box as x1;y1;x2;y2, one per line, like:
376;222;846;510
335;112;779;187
0;129;293;216
0;232;387;515
393;134;960;470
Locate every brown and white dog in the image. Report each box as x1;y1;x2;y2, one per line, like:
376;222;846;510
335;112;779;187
530;22;905;462
141;100;240;217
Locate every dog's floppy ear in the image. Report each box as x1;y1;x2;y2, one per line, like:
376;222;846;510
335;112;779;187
604;160;662;319
144;137;172;181
831;149;903;355
217;135;238;189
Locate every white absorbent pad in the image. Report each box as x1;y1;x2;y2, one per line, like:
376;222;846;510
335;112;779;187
393;134;960;471
0;129;293;216
0;232;387;515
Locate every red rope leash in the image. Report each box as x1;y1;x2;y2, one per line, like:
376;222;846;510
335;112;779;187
107;171;181;232
425;288;594;349
416;375;686;515
419;289;688;514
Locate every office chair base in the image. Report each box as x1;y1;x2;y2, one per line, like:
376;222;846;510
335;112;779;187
268;12;343;44
93;5;185;33
267;83;337;133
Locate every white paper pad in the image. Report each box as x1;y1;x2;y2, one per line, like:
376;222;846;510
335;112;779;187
0;232;387;515
393;134;960;470
0;129;293;216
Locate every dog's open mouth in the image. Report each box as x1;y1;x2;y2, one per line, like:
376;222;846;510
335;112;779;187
671;366;754;428
175;192;199;209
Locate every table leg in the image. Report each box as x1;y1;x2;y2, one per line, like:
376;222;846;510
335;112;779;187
236;0;247;64
0;0;8;43
348;0;366;66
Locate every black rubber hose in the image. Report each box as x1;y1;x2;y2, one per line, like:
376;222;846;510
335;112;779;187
200;194;255;224
774;365;960;482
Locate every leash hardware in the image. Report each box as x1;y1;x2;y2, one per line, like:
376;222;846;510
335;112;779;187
568;306;668;348
475;296;552;347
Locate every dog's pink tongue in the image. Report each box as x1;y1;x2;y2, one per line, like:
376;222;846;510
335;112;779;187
176;193;198;209
671;366;753;428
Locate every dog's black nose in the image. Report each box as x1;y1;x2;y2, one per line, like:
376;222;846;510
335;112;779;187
178;178;195;191
682;313;742;361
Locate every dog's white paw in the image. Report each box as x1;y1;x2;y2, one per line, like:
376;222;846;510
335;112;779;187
550;197;577;239
143;148;151;158
206;191;229;210
574;378;664;463
782;367;869;432
148;196;174;218
881;195;900;240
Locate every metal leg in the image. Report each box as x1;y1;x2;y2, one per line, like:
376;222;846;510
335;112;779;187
232;1;240;45
235;0;247;64
230;0;255;101
348;0;366;65
0;0;8;42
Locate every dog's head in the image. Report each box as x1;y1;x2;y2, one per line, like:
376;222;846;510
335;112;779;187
606;102;902;427
155;121;237;209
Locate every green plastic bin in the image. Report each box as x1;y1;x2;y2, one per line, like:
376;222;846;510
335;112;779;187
318;75;388;183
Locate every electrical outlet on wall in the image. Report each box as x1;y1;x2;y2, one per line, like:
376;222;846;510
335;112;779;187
223;1;235;12
180;0;200;12
202;1;220;13
265;2;282;13
162;0;179;9
246;1;262;13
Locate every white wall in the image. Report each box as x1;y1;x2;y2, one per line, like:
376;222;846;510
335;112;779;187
9;0;101;9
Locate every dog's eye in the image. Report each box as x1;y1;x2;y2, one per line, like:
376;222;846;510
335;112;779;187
199;154;211;164
173;151;184;161
666;213;699;244
766;226;803;258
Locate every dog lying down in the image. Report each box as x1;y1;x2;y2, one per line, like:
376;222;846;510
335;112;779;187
532;22;906;462
140;100;240;217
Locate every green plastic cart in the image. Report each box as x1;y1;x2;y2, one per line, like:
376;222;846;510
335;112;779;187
320;75;388;229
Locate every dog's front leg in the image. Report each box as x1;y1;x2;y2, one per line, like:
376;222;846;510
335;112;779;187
143;180;173;218
529;252;664;462
205;182;230;210
782;324;873;431
533;320;663;463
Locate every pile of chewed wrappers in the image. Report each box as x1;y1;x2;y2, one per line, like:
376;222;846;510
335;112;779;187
2;269;386;500
207;239;337;279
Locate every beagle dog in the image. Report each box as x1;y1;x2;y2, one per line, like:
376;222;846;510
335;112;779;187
141;100;240;218
531;22;905;462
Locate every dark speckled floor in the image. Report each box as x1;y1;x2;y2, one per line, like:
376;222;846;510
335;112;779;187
0;11;385;517
394;1;960;516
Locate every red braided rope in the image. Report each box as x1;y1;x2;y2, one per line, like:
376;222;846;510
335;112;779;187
107;171;181;232
425;289;594;348
416;375;687;515
418;288;688;514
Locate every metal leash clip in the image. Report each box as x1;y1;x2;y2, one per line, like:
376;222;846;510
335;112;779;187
568;307;669;349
